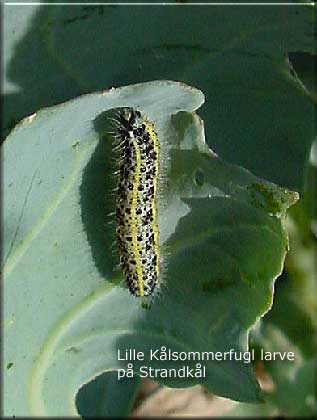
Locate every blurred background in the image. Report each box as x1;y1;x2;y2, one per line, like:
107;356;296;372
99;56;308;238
3;1;316;416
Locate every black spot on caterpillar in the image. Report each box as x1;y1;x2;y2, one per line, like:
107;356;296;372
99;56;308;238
112;108;160;298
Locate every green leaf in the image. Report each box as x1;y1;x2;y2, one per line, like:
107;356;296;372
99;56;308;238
3;3;315;190
3;81;297;416
76;373;141;418
248;324;316;417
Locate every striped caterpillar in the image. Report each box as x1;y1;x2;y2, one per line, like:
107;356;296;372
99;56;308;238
113;108;160;298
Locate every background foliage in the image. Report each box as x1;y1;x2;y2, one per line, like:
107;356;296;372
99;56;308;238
3;0;316;417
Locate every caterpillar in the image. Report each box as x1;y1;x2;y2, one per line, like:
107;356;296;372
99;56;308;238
112;108;160;298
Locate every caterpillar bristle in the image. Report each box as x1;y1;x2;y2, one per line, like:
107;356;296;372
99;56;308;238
109;107;162;300
108;116;121;125
113;263;121;272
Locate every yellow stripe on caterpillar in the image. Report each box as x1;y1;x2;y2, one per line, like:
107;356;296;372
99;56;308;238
113;109;160;297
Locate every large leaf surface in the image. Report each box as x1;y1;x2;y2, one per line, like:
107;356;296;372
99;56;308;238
3;2;315;190
3;81;298;416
